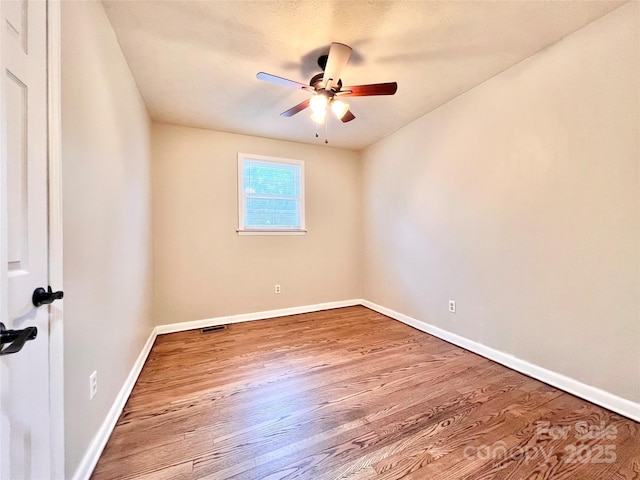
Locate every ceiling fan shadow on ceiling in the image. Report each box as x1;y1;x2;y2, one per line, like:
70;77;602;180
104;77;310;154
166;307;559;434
256;42;398;128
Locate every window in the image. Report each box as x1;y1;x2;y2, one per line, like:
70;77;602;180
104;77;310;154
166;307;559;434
237;153;305;235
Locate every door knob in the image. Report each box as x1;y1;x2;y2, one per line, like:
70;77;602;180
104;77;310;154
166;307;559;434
0;322;38;356
32;286;64;307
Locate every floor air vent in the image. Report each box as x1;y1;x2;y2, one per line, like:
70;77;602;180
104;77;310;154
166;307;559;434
201;325;228;334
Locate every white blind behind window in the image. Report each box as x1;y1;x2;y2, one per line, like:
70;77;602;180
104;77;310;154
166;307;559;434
238;154;305;234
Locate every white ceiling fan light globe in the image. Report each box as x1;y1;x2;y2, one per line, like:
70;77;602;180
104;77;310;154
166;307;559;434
311;110;326;124
310;94;328;114
331;99;349;119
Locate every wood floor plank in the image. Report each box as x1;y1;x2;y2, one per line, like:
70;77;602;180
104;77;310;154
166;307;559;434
91;306;639;480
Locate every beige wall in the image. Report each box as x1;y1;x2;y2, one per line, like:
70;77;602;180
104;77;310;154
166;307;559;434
61;1;154;476
151;124;362;325
362;3;639;403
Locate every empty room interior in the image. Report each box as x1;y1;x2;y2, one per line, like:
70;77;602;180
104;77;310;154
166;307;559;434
29;0;640;478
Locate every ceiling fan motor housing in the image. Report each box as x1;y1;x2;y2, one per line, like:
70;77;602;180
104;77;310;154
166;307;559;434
310;73;342;95
318;54;328;71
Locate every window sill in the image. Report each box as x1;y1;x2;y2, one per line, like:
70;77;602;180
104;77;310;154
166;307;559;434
237;229;307;236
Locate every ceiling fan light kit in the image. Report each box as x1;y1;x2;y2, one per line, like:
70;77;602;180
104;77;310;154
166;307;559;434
309;93;349;124
257;42;398;133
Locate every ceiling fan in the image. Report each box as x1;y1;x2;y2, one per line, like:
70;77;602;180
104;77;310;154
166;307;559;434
257;42;397;125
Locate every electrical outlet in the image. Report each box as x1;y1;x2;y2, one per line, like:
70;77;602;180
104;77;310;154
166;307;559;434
275;284;281;294
89;371;98;400
448;300;456;313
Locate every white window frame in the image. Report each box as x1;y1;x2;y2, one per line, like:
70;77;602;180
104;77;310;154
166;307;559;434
237;153;306;235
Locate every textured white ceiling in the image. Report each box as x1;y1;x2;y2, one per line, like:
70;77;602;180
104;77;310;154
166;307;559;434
103;1;625;150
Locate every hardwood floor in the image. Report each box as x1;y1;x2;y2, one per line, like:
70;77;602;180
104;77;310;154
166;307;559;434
91;306;639;479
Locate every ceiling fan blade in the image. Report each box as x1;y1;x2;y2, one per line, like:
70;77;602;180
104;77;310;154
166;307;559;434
280;99;310;117
257;72;308;90
340;82;398;97
341;109;356;123
323;43;352;90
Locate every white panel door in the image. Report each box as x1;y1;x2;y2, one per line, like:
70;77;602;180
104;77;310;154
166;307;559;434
0;0;52;479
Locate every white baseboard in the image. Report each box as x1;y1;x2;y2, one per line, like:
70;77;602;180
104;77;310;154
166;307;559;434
72;329;158;480
155;299;361;335
360;300;640;423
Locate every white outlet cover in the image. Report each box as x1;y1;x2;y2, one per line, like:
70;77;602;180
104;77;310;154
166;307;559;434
448;300;456;313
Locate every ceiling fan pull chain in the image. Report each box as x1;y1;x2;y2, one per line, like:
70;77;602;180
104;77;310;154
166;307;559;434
325;117;329;144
